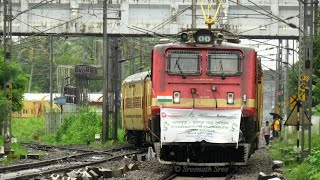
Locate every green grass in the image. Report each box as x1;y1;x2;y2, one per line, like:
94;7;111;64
0;136;28;164
12;117;45;142
11;108;127;146
268;131;320;179
1;108;127;164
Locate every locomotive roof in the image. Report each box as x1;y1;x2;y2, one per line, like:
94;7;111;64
154;41;256;52
123;71;150;84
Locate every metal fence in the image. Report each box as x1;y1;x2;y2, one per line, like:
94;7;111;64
45;104;78;135
45;111;62;135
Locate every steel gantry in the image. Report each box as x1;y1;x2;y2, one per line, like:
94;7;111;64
0;0;300;38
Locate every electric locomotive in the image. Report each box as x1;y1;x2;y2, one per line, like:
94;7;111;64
122;29;263;166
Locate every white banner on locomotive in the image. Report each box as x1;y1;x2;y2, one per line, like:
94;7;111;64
160;108;242;144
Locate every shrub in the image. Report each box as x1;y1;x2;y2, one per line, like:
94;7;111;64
12;117;45;142
55;107;102;144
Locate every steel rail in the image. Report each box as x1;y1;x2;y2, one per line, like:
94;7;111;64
5;149;146;180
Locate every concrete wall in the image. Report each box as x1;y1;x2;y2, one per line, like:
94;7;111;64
2;0;299;37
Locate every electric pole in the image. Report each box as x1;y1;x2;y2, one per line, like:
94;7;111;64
49;35;53;134
112;38;120;140
102;0;110;143
192;0;196;28
28;48;35;93
301;0;314;160
140;37;142;72
283;40;289;141
3;0;12;154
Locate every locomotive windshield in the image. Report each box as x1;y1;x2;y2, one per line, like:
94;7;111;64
167;50;201;76
207;51;241;76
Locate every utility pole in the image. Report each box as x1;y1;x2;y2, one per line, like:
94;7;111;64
296;0;304;162
284;40;289;141
28;48;35;93
112;38;120;140
49;35;53;132
131;41;135;75
102;0;110;143
275;40;282;116
3;0;12;154
301;0;314;160
139;37;142;72
192;0;196;28
315;0;320;134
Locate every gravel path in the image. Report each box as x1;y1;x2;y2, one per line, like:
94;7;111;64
233;144;274;179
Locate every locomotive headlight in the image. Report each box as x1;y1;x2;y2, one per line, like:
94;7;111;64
173;91;180;104
196;34;212;43
194;29;214;44
227;92;234;104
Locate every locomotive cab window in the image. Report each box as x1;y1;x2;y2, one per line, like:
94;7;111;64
207;51;241;76
167;50;201;76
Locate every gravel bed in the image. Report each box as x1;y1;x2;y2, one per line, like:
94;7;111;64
120;157;172;180
233;141;274;179
0;141;277;180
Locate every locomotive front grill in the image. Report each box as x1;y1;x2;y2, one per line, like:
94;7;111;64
154;142;250;166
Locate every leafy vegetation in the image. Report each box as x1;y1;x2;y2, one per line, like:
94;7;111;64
55;107;102;144
11;108;126;145
0;136;28;164
12;36;157;93
269;132;320;180
0;49;28;145
12;117;45;142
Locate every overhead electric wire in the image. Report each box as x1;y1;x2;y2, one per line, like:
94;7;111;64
12;0;55;20
12;9;66;22
246;0;301;31
228;0;300;31
228;0;280;20
15;18;43;32
151;6;191;32
238;21;278;34
12;16;83;46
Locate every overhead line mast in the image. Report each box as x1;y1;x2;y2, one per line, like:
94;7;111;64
3;0;13;154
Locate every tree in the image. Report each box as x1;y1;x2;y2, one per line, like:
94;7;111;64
0;51;28;133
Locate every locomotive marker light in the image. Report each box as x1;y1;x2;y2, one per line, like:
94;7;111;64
173;91;181;104
227;92;234;104
211;85;217;91
180;33;189;42
243;94;247;104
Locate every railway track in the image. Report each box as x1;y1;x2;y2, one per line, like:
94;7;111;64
21;142;99;152
2;143;143;179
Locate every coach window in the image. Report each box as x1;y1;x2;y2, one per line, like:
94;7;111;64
207;51;241;76
167;50;201;76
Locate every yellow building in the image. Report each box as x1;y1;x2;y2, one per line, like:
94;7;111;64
12;93;60;118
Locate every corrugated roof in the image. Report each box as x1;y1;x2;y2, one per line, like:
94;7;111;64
123;71;150;84
24;93;103;102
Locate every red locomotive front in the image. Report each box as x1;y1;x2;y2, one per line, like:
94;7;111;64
149;29;263;166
